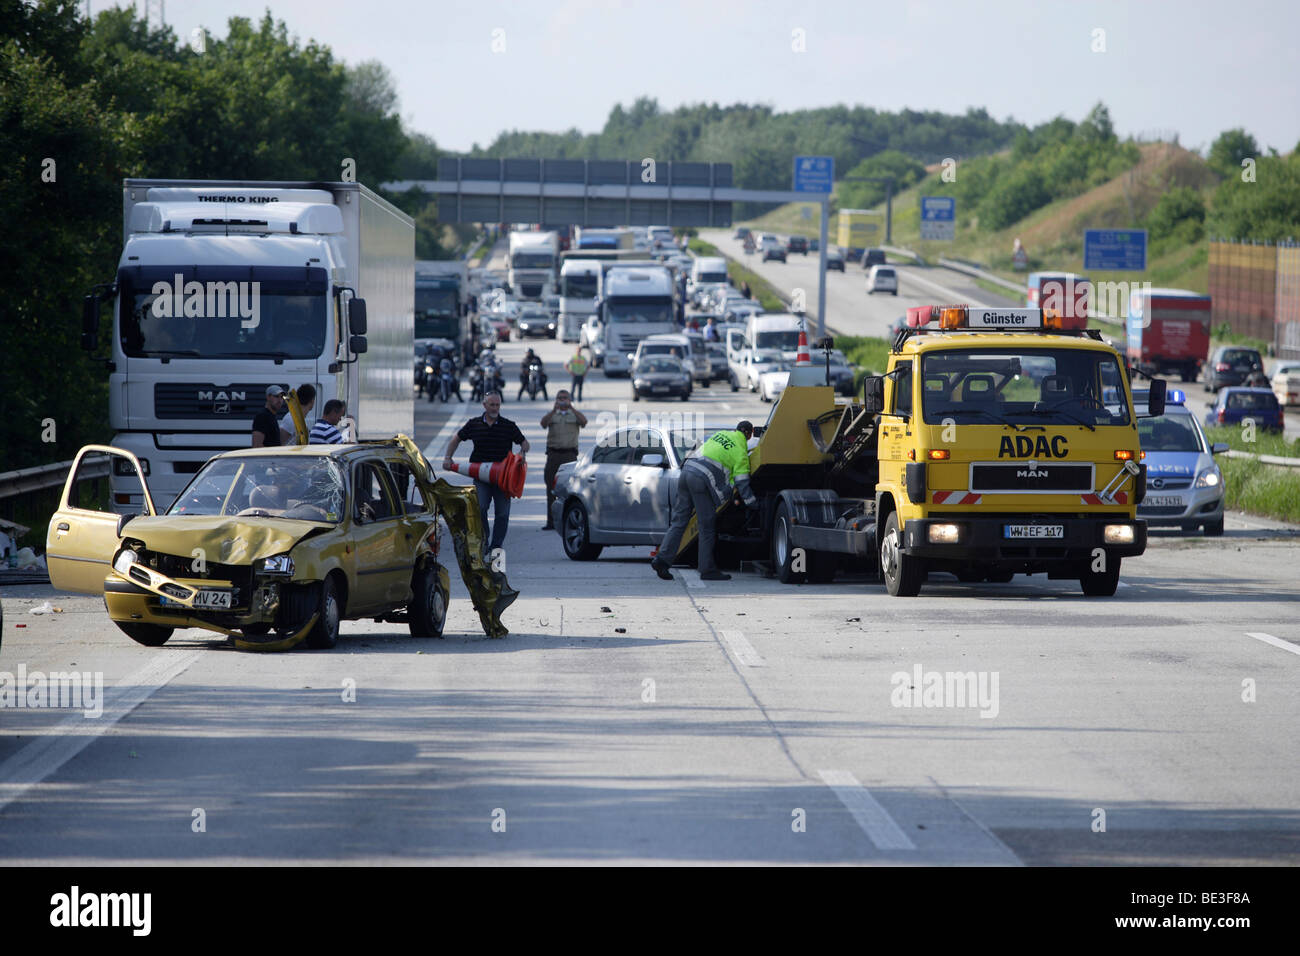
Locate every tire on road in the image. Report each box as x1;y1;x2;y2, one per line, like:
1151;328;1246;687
1079;557;1121;597
771;500;805;584
408;562;449;638
562;501;603;561
880;511;924;597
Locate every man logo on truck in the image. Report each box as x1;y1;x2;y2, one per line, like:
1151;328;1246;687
998;435;1069;458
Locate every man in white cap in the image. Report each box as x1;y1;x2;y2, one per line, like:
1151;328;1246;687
252;385;287;447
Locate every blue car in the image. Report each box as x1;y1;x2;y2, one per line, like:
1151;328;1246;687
1135;389;1227;536
1204;387;1284;433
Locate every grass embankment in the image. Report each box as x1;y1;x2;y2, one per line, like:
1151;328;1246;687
1201;426;1300;524
689;239;787;312
834;336;893;390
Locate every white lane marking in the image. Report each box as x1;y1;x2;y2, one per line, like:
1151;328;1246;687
424;412;465;463
0;650;203;814
818;769;916;850
685;576;704;589
720;629;765;667
720;403;733;410
1245;632;1300;657
1117;581;1132;589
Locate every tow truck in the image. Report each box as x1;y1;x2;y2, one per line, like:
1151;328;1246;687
676;305;1164;597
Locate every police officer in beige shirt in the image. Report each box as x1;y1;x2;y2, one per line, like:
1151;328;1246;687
539;389;587;530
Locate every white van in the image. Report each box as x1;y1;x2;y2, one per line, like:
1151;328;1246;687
633;332;711;386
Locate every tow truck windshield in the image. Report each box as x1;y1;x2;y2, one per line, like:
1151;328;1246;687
921;347;1130;427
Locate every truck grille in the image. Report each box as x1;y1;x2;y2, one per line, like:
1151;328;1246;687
155;383;274;420
970;463;1094;493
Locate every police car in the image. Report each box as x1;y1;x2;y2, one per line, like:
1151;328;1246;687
1134;389;1228;536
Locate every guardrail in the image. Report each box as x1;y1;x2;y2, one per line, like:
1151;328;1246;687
0;458;106;500
1224;449;1300;469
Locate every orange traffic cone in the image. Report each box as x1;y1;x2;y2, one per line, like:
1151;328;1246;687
445;452;527;498
795;329;811;366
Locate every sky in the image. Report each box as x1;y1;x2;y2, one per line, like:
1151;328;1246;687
107;0;1300;156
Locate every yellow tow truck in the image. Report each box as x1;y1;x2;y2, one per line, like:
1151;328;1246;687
692;305;1165;596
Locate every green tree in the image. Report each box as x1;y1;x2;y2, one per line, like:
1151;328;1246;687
839;150;926;209
1208;153;1300;240
1145;186;1206;245
1207;128;1259;179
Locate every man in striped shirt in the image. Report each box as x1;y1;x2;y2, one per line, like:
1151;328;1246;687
309;400;347;444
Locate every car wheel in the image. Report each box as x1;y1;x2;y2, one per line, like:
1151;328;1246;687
632;387;640;402
681;390;690;402
115;622;173;647
304;576;342;649
1079;557;1121;597
771;500;805;584
408;562;449;638
730;375;739;393
880;511;924;597
1203;515;1225;537
562;501;603;561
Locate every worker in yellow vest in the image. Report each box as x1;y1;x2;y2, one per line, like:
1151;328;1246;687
565;347;590;401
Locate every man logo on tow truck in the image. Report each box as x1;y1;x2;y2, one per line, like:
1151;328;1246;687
998;435;1069;458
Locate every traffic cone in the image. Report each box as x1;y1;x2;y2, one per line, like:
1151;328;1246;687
795;329;811;366
445;452;527;498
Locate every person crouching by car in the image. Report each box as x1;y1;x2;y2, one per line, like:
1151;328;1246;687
652;421;757;582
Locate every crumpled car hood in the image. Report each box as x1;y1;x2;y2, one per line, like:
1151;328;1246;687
122;515;325;564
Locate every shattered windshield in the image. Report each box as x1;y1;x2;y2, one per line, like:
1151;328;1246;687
168;455;347;522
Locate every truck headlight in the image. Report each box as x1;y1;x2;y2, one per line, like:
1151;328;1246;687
1103;524;1135;545
927;523;962;544
112;548;138;575
1194;467;1221;488
258;554;295;576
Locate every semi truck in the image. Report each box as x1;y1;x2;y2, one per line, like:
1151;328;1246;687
836;209;883;261
598;265;678;377
559;258;602;343
1126;288;1212;383
508;230;560;300
415;260;476;364
81;179;415;513
676;306;1160;597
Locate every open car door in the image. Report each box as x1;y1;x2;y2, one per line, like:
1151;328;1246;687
46;445;156;594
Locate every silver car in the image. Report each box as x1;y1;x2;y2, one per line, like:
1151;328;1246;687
1133;392;1228;535
552;425;719;560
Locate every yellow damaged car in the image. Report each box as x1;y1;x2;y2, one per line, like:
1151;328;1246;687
46;437;517;651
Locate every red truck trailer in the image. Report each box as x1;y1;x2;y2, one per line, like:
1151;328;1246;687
1126;288;1212;382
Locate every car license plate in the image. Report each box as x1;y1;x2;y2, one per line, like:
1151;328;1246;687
652;386;669;393
1143;496;1183;508
1003;524;1064;539
162;589;231;609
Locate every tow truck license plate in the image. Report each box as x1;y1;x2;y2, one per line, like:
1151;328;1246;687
1004;524;1064;539
161;590;231;609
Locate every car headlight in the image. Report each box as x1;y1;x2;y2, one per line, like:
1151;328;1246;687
258;554;295;576
112;548;138;575
633;379;646;387
1195;467;1222;489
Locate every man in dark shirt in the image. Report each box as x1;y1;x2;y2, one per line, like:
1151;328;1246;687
252;385;286;447
443;391;530;553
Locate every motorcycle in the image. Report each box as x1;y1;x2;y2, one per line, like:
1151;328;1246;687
1244;362;1269;389
468;363;485;402
438;358;462;403
525;359;547;401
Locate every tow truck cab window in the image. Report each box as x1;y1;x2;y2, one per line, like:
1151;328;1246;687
890;362;912;417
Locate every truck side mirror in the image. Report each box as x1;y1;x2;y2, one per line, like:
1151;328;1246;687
350;335;368;355
81;296;99;351
862;375;885;413
1145;378;1166;418
348;299;368;336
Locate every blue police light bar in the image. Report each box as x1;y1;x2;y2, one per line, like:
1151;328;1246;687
1167;389;1186;405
